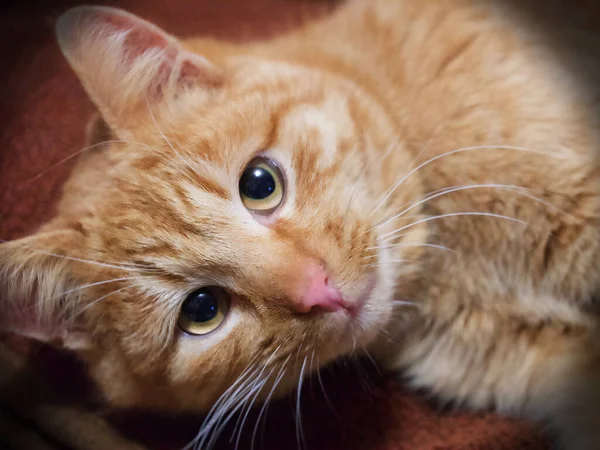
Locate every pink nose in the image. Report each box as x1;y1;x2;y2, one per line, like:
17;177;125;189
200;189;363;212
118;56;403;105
294;265;345;313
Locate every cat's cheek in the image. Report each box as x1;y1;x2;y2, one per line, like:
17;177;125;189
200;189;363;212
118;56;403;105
355;249;398;341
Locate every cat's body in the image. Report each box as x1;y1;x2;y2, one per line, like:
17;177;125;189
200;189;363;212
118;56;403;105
2;0;600;448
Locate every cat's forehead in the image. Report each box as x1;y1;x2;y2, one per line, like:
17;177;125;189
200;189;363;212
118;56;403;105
121;85;358;193
168;89;359;185
161;63;358;158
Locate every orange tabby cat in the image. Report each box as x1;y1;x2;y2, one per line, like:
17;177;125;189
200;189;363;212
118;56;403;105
2;0;600;448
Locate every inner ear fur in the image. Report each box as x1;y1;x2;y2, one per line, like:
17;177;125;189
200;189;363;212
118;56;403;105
0;230;93;350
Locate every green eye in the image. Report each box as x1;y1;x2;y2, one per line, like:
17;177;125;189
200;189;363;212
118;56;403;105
239;157;284;214
178;287;229;335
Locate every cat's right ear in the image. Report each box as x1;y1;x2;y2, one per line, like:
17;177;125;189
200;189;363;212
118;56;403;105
56;6;224;139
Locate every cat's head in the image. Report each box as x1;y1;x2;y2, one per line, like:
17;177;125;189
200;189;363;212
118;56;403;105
0;7;425;411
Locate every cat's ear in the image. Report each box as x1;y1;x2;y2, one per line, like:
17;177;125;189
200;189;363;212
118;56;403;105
56;6;223;138
0;231;93;350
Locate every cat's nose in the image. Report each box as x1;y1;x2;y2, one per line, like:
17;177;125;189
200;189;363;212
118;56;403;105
294;265;345;314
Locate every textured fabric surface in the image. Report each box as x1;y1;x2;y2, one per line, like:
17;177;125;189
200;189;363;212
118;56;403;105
0;1;550;449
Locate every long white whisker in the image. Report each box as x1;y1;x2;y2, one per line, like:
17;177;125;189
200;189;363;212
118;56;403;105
21;139;164;186
76;284;143;315
233;367;276;450
196;374;259;449
351;357;372;394
370;124;443;215
308;350;315;395
380;212;534;243
251;355;292;450
364;242;452;256
296;356;308;450
370;145;565;217
200;340;291;450
231;345;284;445
344;137;402;219
315;356;339;419
392;300;419;308
363;350;382;377
376;183;569;230
366;259;406;268
22;140;123;186
186;356;261;450
57;277;145;298
0;241;156;273
205;370;270;450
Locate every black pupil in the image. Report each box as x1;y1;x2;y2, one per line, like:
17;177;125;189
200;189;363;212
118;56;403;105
240;166;275;200
182;289;218;323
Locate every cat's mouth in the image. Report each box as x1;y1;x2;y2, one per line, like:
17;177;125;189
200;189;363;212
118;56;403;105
345;274;377;319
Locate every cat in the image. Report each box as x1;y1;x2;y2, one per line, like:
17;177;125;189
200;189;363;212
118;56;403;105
2;0;600;448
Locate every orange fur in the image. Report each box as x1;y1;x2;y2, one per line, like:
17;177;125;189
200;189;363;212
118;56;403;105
1;1;600;448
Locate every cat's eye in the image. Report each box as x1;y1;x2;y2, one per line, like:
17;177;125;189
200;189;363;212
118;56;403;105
178;287;230;335
239;157;284;215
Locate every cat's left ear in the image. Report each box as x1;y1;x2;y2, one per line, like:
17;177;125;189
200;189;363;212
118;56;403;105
0;231;93;350
56;6;224;139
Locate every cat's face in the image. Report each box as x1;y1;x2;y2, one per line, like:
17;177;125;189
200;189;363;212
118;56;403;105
0;7;425;411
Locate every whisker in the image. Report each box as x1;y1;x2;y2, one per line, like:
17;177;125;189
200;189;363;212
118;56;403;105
380;212;535;243
57;277;145;298
392;300;419;308
308;350;315;395
204;373;264;450
363;242;453;257
231;345;284;445
370;123;443;216
205;341;291;450
315;356;340;419
351;357;373;394
366;259;406;268
343;137;402;220
296;355;308;450
363;349;381;377
375;183;570;230
22;140;122;186
233;367;276;450
76;284;143;316
20;139;164;187
186;356;261;449
251;354;292;450
0;239;156;273
370;145;566;217
200;367;263;450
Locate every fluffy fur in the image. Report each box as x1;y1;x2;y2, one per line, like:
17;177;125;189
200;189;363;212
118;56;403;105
2;1;600;448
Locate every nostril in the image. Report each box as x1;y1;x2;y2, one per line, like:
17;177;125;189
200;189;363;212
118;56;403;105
292;263;347;314
309;303;333;314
